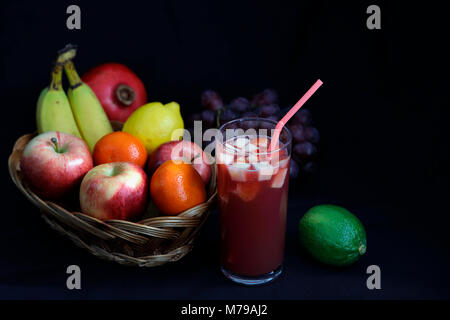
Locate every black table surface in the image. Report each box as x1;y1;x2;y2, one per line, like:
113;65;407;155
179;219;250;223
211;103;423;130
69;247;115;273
2;164;449;300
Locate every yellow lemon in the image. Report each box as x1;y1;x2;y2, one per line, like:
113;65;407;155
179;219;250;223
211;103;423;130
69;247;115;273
123;102;184;154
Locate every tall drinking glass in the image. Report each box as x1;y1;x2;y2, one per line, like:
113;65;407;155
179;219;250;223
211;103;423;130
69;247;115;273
215;118;292;285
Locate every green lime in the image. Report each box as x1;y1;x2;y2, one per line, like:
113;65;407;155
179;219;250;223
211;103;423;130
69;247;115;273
298;204;367;266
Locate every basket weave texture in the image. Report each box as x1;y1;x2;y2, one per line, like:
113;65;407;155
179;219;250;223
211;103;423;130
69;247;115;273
8;123;217;267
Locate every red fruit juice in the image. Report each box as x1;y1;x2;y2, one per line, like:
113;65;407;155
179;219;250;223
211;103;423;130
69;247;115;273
216;135;290;276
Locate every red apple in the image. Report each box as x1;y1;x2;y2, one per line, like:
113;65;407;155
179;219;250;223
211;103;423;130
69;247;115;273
80;162;148;221
20;131;93;199
147;140;211;184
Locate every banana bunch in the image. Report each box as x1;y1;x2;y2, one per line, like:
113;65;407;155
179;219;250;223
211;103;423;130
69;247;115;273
36;45;113;151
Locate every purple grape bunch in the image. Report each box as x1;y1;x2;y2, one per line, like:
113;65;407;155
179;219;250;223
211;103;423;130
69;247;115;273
185;88;320;179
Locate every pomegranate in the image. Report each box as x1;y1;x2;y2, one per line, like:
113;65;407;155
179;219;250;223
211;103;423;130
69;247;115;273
82;63;147;123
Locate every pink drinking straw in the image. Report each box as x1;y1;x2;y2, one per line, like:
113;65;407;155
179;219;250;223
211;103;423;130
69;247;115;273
270;79;323;151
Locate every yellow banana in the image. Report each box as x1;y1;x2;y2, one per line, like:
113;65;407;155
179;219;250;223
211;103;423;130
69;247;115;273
36;62;82;138
61;47;112;152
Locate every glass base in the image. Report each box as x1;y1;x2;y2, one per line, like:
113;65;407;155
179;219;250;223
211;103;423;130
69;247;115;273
221;265;282;286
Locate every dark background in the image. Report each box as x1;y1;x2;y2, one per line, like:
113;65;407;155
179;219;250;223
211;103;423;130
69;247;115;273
1;0;449;299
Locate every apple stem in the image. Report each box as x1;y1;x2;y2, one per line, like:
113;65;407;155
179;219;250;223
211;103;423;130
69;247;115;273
51;137;60;153
191;153;201;163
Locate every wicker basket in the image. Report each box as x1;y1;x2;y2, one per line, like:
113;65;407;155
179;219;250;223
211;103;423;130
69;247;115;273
8;123;217;267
